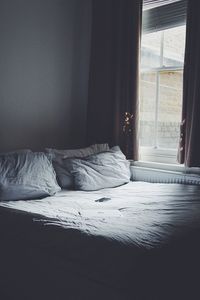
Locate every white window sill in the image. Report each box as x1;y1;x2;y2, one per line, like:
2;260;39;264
130;160;200;175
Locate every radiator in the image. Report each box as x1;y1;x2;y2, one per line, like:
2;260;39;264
131;166;200;185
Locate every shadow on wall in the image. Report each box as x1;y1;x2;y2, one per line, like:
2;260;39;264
0;0;92;152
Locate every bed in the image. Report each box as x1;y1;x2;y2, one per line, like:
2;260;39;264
1;181;200;300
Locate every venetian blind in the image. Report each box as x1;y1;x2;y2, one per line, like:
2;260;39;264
142;0;187;33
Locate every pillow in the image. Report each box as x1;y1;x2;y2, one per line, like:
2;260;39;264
46;143;109;161
48;144;110;189
0;152;61;201
53;162;73;189
65;147;131;191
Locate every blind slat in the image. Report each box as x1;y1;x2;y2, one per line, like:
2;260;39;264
142;0;187;33
143;0;183;10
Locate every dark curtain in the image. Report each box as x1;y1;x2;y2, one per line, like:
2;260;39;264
178;0;200;166
87;0;142;159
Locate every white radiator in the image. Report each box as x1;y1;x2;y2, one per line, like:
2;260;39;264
131;166;200;185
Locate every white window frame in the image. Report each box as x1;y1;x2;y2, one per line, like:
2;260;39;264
139;25;185;165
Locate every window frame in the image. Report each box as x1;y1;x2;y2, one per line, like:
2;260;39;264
139;27;186;164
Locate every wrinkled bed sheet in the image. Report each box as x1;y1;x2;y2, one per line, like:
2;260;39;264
1;182;200;248
1;182;200;299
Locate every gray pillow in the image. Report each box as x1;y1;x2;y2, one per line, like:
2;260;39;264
48;144;110;189
65;147;131;191
0;152;61;201
52;161;74;189
46;143;109;161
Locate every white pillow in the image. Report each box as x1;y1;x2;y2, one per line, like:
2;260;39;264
0;152;61;201
65;147;131;191
46;144;110;189
46;144;109;161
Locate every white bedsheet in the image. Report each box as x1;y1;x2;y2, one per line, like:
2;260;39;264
1;181;200;248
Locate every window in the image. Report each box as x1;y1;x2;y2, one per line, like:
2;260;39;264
139;0;186;164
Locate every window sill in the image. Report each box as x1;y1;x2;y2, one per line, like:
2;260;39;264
130;160;200;175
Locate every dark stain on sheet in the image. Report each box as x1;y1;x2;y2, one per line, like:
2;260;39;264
95;197;111;202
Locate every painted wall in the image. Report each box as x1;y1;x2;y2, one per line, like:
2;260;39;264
0;0;92;152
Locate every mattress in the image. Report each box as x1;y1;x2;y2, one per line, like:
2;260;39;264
1;181;200;300
1;181;200;248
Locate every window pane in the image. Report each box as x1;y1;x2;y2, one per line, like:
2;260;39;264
163;25;186;67
157;70;183;149
141;31;161;68
140;72;156;147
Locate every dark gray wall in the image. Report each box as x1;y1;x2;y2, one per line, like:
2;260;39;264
0;0;92;152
